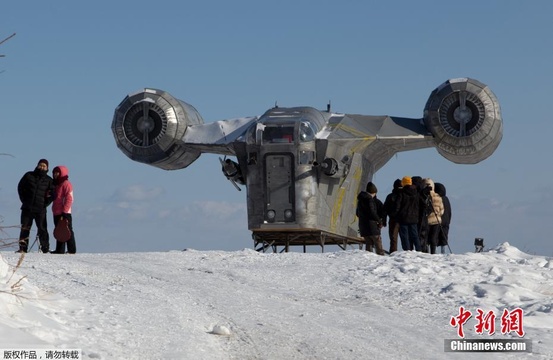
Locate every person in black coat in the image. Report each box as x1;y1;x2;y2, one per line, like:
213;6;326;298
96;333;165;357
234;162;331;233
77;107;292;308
357;181;385;255
383;179;402;253
434;182;452;254
17;159;54;253
394;176;421;251
412;175;431;252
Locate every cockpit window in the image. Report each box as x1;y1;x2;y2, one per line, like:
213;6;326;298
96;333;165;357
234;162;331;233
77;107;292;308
263;126;295;144
299;121;316;142
246;123;257;144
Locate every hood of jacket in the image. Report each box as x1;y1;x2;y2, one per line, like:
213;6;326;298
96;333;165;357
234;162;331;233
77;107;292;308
54;165;69;178
53;165;69;185
434;182;446;197
423;178;436;192
402;184;418;198
357;191;372;201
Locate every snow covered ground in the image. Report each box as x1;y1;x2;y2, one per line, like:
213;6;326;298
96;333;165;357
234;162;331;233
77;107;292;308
0;243;552;360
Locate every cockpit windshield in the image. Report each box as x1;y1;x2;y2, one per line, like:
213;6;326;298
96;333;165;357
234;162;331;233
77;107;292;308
263;125;295;144
253;107;324;145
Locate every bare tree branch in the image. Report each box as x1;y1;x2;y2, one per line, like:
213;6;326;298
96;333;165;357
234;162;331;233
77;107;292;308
0;33;16;47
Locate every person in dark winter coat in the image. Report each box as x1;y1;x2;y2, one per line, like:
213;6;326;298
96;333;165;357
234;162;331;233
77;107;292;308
394;176;421;251
51;165;77;254
357;181;385;255
383;179;402;253
434;182;451;254
412;175;430;252
422;178;444;254
17;159;54;253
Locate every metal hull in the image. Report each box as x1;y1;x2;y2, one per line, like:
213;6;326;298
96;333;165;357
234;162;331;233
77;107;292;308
111;78;502;251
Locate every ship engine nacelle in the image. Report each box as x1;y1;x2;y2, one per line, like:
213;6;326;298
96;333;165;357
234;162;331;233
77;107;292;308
424;78;503;164
111;88;204;170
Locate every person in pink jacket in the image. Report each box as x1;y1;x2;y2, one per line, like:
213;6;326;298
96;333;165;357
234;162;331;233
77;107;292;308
51;165;77;254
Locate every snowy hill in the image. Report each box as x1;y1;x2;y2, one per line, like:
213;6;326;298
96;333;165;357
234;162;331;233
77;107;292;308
1;243;552;359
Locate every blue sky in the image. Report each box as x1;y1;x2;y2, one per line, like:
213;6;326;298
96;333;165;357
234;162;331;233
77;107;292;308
1;0;552;255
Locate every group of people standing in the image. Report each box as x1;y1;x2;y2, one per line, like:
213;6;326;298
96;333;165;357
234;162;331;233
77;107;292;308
356;176;451;255
16;159;76;254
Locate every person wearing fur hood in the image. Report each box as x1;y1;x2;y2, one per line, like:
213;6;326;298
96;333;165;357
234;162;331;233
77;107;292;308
422;178;444;254
51;165;77;254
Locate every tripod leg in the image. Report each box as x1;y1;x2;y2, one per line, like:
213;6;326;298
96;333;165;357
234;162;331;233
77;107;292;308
431;202;453;254
29;235;39;252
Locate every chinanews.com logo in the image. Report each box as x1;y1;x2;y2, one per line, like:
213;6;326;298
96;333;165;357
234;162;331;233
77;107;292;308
444;306;532;353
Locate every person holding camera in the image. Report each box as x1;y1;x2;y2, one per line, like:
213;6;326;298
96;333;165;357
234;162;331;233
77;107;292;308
422;178;444;254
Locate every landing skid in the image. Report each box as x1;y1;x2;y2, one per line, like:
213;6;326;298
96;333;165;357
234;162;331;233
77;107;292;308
252;229;364;253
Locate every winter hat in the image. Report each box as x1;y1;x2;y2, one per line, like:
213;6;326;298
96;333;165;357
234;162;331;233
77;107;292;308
393;178;402;189
366;181;377;194
401;176;412;187
411;176;423;188
37;159;49;169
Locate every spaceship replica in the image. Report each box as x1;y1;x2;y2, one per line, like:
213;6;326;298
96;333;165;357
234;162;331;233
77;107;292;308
111;78;502;252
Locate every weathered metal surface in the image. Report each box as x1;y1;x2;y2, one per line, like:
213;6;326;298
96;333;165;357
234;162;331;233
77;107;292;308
112;78;502;251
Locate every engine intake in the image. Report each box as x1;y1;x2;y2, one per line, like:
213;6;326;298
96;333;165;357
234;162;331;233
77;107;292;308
112;88;204;170
424;78;503;164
